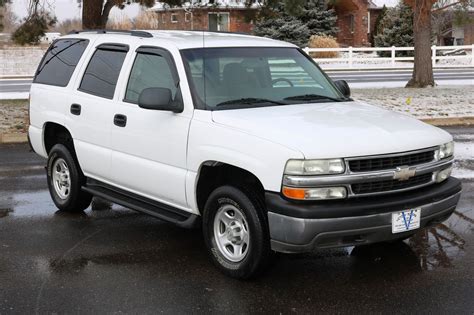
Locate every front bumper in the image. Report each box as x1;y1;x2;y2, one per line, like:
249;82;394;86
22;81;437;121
266;177;462;253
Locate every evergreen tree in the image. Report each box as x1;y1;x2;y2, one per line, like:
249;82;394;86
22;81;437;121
370;5;386;45
373;4;414;57
254;15;310;47
300;0;338;37
254;0;338;47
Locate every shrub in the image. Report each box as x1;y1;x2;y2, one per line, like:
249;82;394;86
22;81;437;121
308;35;339;58
373;4;413;57
12;11;56;45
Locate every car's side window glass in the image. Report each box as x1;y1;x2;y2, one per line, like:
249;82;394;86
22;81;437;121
79;45;128;99
125;51;178;104
34;39;89;87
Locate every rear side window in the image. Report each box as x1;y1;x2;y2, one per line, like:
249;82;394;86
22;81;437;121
34;39;89;87
79;44;128;99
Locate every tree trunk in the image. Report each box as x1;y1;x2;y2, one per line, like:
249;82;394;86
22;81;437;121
406;0;435;88
100;1;114;29
82;0;104;29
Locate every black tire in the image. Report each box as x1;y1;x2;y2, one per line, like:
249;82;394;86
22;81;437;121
46;144;92;212
202;185;272;279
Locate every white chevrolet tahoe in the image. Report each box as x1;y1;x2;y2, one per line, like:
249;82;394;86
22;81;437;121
29;30;461;279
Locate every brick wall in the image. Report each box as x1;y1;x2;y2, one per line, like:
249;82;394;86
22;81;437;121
0;46;47;77
153;8;255;33
335;0;370;47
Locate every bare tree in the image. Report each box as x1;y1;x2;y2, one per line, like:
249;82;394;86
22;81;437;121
405;0;472;88
80;0;155;29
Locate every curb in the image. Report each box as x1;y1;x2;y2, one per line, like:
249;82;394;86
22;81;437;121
0;133;28;144
421;116;474;126
1;117;473;144
0;75;34;80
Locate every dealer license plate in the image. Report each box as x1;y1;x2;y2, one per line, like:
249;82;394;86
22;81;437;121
392;209;421;234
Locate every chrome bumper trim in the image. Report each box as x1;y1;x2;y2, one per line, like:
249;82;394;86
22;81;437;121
283;157;453;197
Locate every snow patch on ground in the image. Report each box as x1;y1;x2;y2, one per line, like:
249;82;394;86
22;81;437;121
454;142;474;160
350;79;474;89
0;92;29;100
452;168;474;179
352;86;474;119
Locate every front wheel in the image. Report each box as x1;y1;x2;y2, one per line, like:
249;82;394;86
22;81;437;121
46;144;92;212
202;185;272;279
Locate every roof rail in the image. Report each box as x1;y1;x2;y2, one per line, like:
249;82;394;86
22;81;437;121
68;29;153;38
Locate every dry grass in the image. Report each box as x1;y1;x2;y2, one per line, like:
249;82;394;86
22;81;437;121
134;11;159;30
0;99;29;133
55;18;82;35
107;14;134;30
308;35;339;58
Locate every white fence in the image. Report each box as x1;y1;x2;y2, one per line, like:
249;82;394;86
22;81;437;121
304;45;474;70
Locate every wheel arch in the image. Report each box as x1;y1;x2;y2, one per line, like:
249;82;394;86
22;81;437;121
43;122;76;155
194;160;266;215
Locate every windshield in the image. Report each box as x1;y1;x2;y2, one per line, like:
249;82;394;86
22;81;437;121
181;47;347;110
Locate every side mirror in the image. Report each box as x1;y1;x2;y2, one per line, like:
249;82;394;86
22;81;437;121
334;80;351;98
138;87;183;113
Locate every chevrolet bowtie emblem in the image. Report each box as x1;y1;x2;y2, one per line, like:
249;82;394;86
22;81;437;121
393;166;416;181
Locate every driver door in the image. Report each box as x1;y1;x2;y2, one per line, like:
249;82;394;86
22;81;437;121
110;46;192;210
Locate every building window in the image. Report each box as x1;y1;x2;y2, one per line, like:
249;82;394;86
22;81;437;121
171;13;178;23
208;13;229;32
185;12;191;23
162;13;166;23
349;14;355;34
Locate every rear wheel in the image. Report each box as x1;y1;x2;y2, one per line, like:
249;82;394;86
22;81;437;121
47;144;92;212
202;185;272;279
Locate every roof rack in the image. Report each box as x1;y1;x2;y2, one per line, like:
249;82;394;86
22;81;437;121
68;29;153;38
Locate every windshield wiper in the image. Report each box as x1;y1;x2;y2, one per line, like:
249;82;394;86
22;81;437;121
284;94;345;102
216;98;287;107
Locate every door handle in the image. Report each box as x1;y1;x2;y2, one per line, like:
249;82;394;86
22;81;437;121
114;114;127;127
70;104;81;116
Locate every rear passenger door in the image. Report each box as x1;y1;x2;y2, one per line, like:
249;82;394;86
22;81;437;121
66;43;129;182
110;46;192;210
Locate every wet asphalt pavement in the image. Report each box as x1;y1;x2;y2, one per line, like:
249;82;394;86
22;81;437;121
1;127;473;314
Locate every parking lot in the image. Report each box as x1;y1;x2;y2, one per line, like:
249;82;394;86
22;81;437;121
1;131;473;313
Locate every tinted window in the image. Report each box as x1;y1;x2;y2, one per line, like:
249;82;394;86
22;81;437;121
34;39;89;87
79;48;127;99
125;52;178;103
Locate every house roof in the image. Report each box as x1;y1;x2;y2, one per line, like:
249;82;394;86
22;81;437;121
367;0;381;9
150;1;263;12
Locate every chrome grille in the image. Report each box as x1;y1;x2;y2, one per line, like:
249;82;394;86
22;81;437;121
349;150;435;172
351;173;433;195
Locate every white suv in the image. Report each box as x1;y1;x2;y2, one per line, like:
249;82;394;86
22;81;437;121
29;30;461;279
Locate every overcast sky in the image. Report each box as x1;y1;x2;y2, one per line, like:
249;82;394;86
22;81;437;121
11;0;399;22
11;0;142;22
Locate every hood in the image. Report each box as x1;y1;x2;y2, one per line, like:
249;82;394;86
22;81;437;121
211;101;452;159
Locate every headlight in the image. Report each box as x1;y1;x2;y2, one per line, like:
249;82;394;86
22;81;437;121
282;186;347;200
285;159;345;175
437;141;454;160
